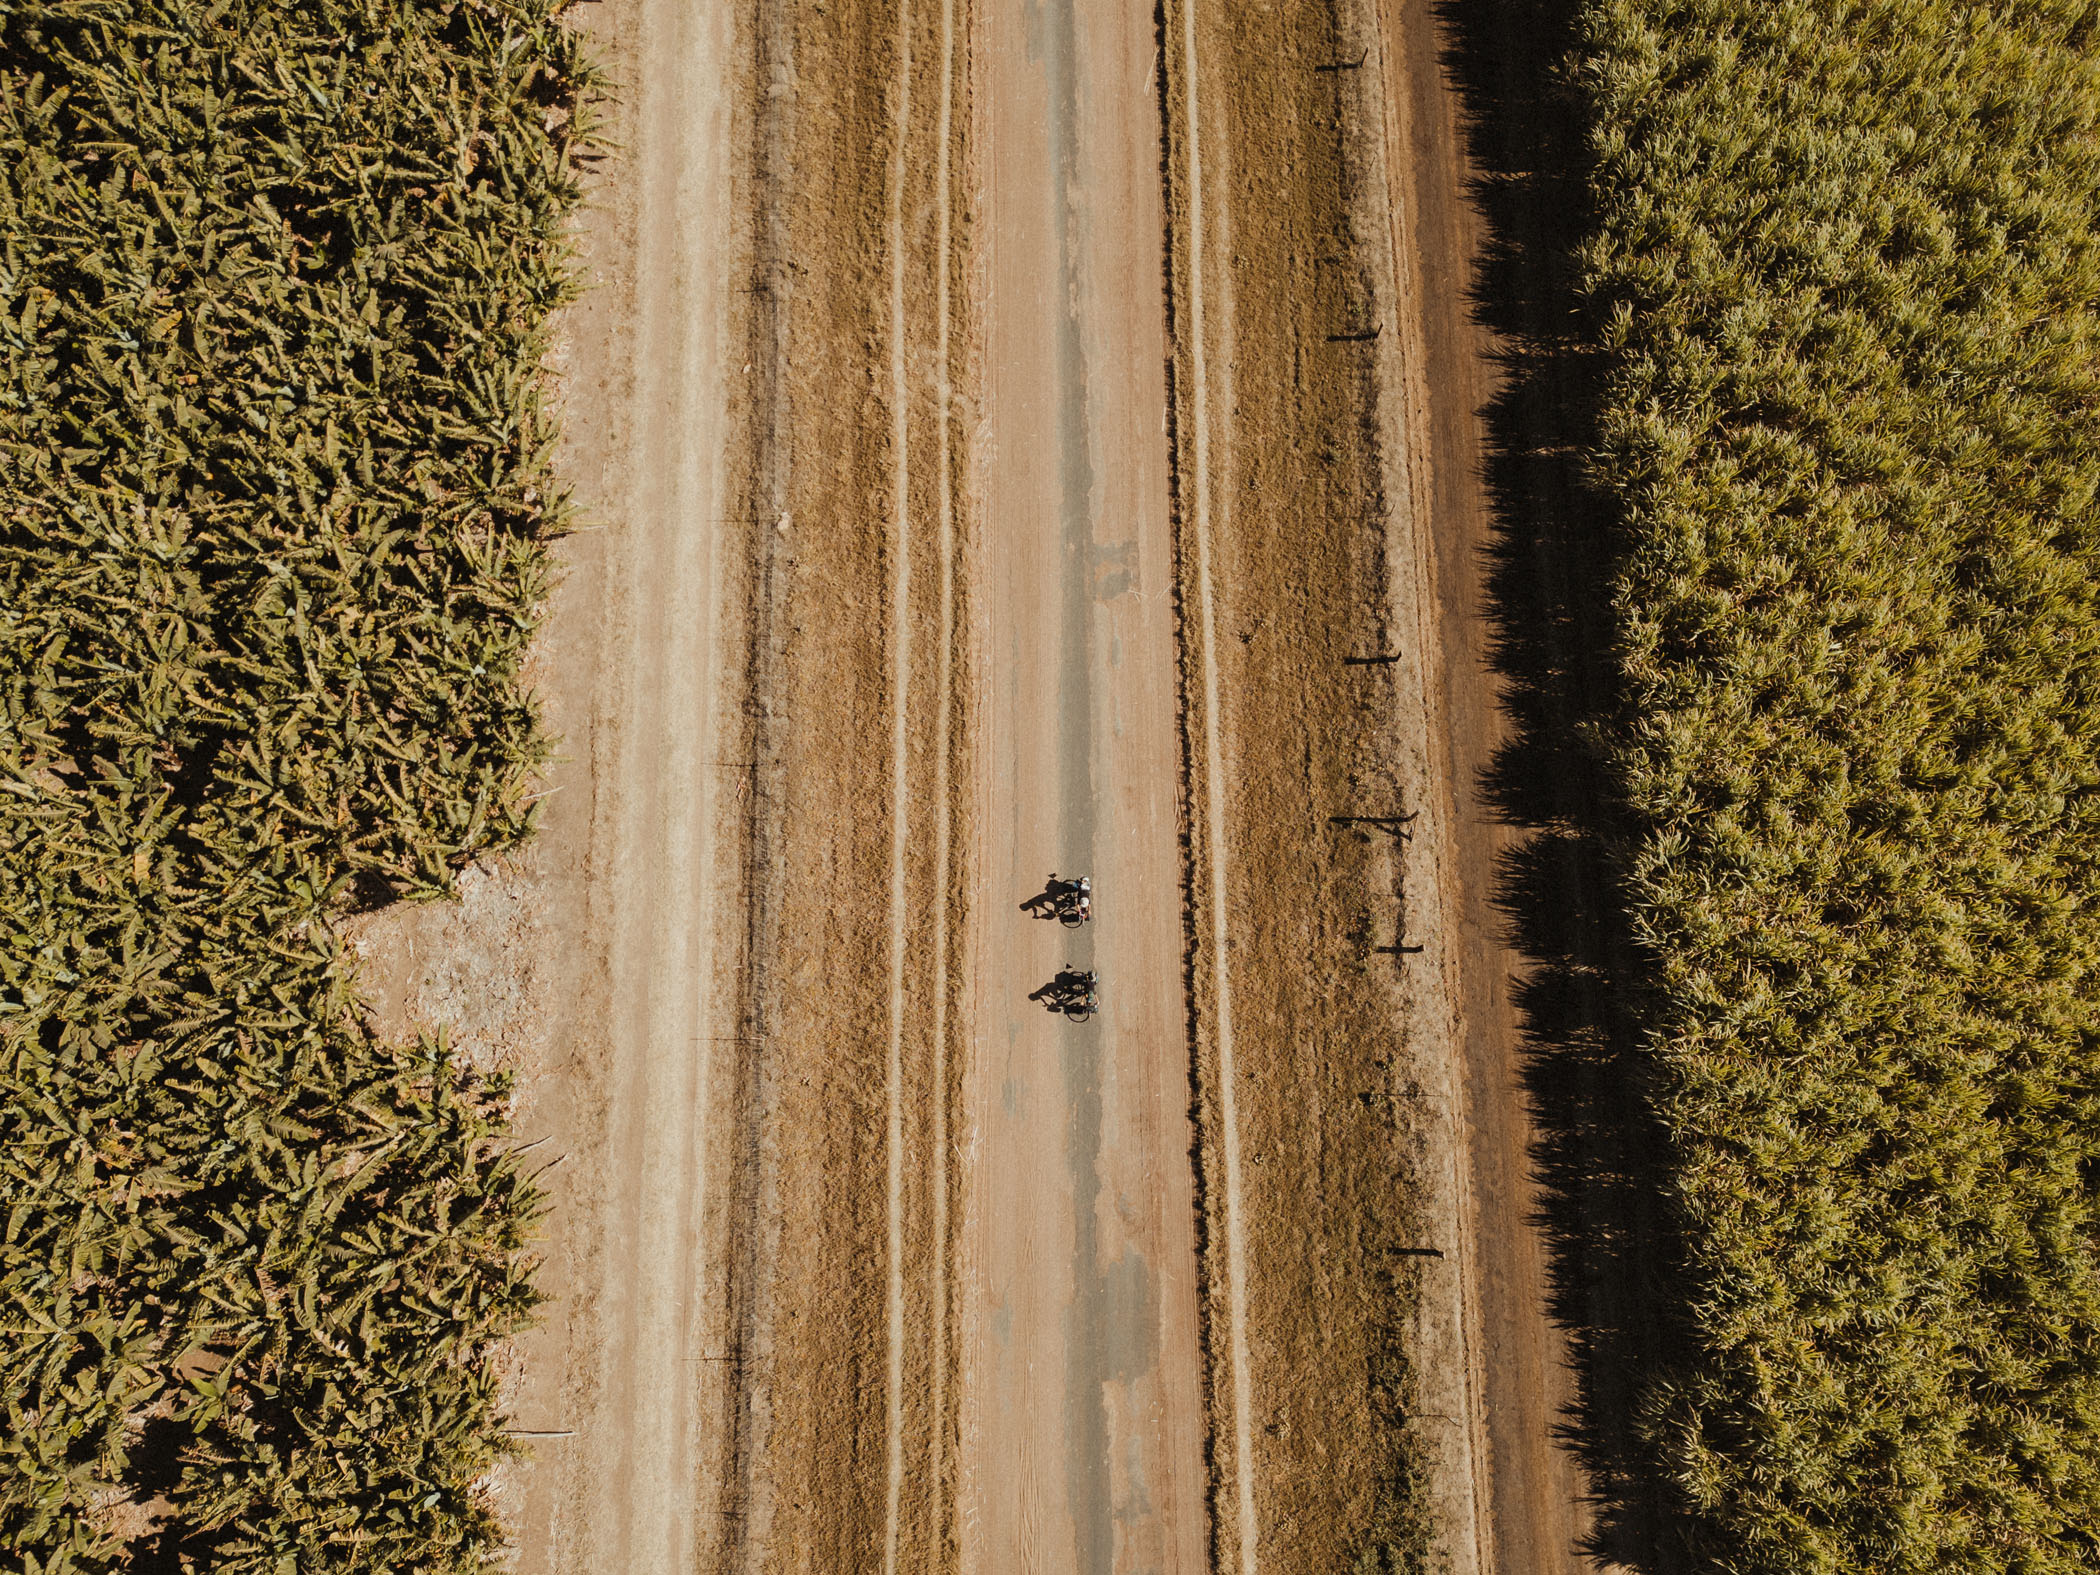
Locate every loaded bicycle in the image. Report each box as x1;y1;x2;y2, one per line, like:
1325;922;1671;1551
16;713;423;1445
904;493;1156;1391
1024;872;1091;927
1030;966;1098;1023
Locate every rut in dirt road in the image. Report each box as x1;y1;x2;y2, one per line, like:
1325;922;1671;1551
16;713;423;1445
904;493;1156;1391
880;0;966;1561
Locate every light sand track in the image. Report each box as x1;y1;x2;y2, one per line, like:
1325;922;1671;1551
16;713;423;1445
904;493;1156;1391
510;0;745;1558
957;0;1210;1563
351;1;751;1570
883;0;918;1561
1168;5;1259;1568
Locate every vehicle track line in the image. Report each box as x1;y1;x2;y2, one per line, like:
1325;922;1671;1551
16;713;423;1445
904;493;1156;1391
930;0;958;1549
1174;9;1259;1572
883;0;916;1566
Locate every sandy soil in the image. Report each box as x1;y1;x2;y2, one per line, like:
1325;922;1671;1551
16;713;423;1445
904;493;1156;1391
1159;1;1603;1573
1369;3;1599;1568
350;0;1604;1570
956;0;1210;1567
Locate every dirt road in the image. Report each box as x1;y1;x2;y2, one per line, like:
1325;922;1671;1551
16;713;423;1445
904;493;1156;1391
957;0;1211;1566
1371;2;1595;1568
354;0;1603;1570
1159;0;1599;1570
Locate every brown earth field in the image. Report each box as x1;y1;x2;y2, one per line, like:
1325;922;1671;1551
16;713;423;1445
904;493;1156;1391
350;0;1609;1570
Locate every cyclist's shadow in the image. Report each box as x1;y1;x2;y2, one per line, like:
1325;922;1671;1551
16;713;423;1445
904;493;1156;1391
1028;969;1091;1012
1019;874;1075;918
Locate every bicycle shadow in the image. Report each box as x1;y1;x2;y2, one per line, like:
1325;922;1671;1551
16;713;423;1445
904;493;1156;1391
1019;873;1083;918
1027;968;1094;1014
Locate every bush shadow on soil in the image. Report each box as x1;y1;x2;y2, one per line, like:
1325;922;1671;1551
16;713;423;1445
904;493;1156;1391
1430;2;1707;1569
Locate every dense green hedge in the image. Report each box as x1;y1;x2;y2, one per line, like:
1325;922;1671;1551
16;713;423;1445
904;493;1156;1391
0;1;590;1568
1582;0;2100;1568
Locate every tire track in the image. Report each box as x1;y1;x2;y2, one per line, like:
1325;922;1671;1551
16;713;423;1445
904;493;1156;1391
929;0;959;1547
1171;9;1260;1572
882;0;918;1563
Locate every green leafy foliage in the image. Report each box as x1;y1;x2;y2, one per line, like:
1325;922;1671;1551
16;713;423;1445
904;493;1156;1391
0;0;592;1567
1580;0;2100;1568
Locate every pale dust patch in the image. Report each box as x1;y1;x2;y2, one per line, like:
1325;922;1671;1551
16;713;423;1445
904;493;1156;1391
343;857;556;1079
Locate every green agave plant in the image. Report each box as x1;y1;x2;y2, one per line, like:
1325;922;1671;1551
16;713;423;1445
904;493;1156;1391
0;0;595;1567
1577;0;2100;1570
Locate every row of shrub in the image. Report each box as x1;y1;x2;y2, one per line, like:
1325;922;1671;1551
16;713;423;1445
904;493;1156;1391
1575;0;2100;1568
0;1;591;1568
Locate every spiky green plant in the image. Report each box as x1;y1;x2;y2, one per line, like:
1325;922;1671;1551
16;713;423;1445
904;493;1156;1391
0;1;594;1568
1572;0;2100;1569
